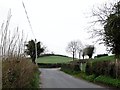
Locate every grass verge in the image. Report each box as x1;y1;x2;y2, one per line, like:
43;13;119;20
30;71;40;88
61;69;120;88
94;75;120;88
61;68;81;76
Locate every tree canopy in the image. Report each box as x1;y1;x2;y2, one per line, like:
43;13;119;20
91;1;120;59
82;45;95;59
66;41;78;61
103;1;120;58
25;40;44;64
66;40;83;60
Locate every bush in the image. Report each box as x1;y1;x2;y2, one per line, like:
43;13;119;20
85;62;92;75
37;63;61;68
85;74;96;82
92;61;109;76
94;54;108;58
85;60;120;79
2;57;40;88
74;64;80;71
61;63;81;72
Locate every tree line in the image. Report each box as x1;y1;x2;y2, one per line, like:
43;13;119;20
91;1;120;61
66;40;95;60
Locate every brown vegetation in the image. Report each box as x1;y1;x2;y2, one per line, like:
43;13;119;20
2;57;39;88
1;10;40;88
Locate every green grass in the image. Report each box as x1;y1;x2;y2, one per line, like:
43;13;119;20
62;69;120;88
61;68;95;82
30;71;40;88
36;55;73;64
37;55;115;64
92;55;115;62
94;75;120;88
60;68;81;76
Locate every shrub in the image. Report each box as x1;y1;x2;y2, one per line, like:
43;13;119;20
61;63;81;72
74;64;80;71
85;74;96;82
85;62;93;75
85;60;120;79
92;61;109;76
37;63;61;68
94;54;108;58
2;57;40;88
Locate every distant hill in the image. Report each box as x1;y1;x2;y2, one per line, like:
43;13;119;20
37;54;73;64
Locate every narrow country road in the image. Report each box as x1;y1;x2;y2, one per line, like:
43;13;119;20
39;68;108;89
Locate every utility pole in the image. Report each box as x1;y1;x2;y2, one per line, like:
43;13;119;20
35;39;37;63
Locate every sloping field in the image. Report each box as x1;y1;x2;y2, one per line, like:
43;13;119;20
36;55;73;64
37;55;115;64
92;55;115;62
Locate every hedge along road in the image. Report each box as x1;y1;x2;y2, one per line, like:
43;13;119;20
39;68;108;89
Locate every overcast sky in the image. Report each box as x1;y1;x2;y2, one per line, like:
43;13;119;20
0;0;115;57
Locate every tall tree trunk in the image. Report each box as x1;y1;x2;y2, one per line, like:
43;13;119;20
73;51;75;61
82;53;84;60
79;52;81;60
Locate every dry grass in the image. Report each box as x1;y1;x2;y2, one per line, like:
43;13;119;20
0;9;40;88
2;57;39;88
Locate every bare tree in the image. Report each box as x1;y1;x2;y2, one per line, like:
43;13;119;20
90;1;120;58
76;40;83;60
82;46;88;59
66;41;79;61
89;1;116;42
42;45;49;54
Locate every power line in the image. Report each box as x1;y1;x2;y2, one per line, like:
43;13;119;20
22;1;35;39
22;1;37;63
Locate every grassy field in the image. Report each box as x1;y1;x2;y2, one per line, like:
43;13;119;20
36;55;115;64
92;55;115;62
36;55;73;64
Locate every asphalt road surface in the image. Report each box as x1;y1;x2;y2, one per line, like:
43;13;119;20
39;68;109;89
